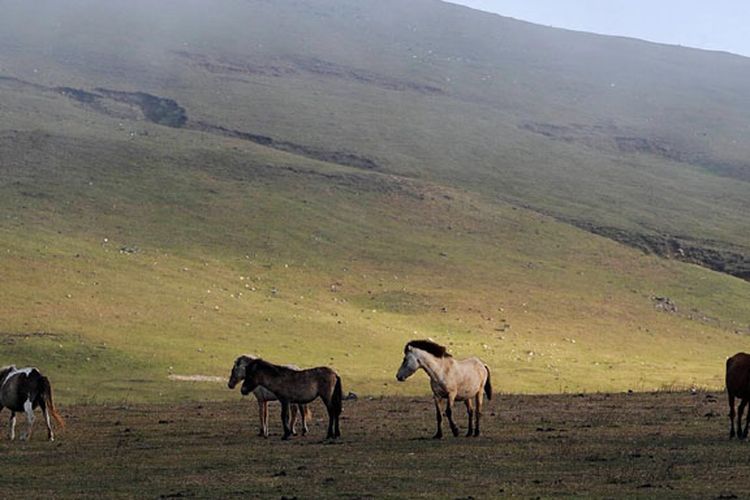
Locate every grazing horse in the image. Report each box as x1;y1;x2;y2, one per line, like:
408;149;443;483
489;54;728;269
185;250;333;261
0;365;64;441
228;355;311;437
239;358;342;440
396;340;491;438
726;352;750;439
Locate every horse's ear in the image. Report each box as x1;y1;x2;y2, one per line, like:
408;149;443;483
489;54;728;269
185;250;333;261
405;345;413;352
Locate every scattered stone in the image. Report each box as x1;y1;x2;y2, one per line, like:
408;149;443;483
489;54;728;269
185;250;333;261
652;296;677;313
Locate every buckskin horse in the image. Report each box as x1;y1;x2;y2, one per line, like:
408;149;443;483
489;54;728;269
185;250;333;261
396;340;491;438
240;358;342;440
0;365;64;441
228;355;311;437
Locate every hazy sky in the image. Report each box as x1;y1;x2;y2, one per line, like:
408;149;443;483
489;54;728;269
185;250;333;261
449;0;750;57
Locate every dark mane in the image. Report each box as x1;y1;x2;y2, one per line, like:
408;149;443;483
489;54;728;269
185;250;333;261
406;340;452;358
250;358;295;376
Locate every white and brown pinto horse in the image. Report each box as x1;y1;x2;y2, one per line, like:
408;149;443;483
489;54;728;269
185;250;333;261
396;340;491;438
228;355;311;438
0;365;64;441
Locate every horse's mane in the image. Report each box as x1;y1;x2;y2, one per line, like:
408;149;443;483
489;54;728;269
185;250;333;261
0;365;15;384
236;354;258;365
249;358;294;376
406;340;452;358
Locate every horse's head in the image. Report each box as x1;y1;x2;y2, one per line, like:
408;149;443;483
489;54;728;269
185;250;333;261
239;358;262;395
396;345;420;381
228;355;257;390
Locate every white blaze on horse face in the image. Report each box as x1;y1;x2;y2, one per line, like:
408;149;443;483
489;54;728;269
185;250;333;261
396;350;420;381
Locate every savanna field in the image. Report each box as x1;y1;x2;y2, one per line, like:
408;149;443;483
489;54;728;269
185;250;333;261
1;0;750;497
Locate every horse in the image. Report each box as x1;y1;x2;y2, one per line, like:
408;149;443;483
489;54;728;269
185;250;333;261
396;340;491;438
726;352;750;439
0;365;64;441
239;358;342;440
228;355;311;437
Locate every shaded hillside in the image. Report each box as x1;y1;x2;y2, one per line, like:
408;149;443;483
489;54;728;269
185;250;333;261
0;0;749;401
1;0;747;278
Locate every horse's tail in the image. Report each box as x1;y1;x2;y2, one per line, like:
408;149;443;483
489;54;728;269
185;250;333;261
484;365;492;400
332;374;343;417
40;376;65;428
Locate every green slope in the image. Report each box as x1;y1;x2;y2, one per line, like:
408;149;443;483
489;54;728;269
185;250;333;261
1;0;749;402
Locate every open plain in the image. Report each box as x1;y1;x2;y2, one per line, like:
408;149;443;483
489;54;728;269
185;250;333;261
0;391;745;498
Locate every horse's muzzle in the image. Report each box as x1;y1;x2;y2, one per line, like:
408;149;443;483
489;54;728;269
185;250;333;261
227;380;236;389
396;375;405;382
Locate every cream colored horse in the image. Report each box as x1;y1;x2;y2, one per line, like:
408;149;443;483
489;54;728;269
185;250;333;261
228;355;310;438
396;340;491;438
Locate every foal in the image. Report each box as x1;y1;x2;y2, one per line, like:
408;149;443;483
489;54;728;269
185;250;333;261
228;355;311;437
0;365;64;441
396;340;491;438
240;358;342;440
726;352;750;438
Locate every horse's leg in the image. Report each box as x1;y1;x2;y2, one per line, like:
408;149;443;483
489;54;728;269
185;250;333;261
474;392;483;437
739;399;748;439
445;394;459;437
257;400;267;437
464;400;474;437
20;398;34;441
280;401;292;440
291;404;300;436
334;402;341;438
325;399;335;439
9;411;16;441
300;405;309;436
729;393;737;438
744;401;750;439
432;396;443;439
39;399;54;441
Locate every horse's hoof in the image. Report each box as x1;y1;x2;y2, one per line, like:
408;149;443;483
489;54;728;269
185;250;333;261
451;427;460;437
473;430;480;437
465;431;473;438
432;432;443;439
281;434;291;441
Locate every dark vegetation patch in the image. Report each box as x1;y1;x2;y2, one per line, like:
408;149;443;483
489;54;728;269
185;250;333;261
173;50;444;95
1;75;380;172
570;220;750;281
522;122;750;182
189;121;381;171
55;86;99;104
93;88;188;128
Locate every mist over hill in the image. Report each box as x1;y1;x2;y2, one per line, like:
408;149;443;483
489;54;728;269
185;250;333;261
0;0;748;400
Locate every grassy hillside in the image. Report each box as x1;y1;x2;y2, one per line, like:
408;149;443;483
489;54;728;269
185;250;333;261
1;0;749;402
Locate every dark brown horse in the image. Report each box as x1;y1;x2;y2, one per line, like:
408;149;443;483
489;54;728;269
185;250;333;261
726;352;750;438
228;355;311;438
0;365;64;441
240;358;342;440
